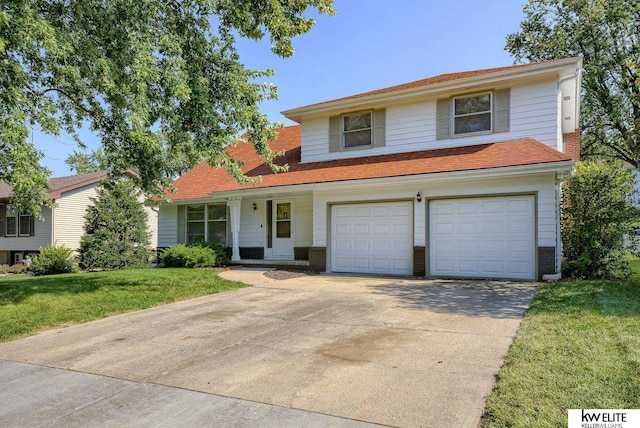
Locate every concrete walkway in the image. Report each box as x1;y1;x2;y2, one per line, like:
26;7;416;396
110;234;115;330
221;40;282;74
0;269;537;427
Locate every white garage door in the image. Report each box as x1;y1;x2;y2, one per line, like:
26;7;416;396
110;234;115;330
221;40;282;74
430;195;535;280
332;202;413;275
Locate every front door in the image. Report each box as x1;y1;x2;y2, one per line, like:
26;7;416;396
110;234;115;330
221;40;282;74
271;200;294;259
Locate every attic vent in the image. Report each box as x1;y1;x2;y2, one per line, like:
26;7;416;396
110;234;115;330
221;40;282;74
563;96;571;101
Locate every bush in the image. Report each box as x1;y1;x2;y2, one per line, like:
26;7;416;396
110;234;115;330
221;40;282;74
0;264;8;274
29;244;78;276
6;264;25;274
562;161;638;279
160;244;218;268
186;240;231;266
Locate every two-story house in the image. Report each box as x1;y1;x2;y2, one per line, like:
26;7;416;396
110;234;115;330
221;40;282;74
158;58;581;280
0;171;159;265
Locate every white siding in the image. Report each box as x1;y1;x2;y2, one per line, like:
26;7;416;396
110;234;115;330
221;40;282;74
145;205;159;249
0;207;52;251
157;205;178;247
52;184;99;250
313;173;557;249
295;196;313;247
300;79;560;163
238;196;313;248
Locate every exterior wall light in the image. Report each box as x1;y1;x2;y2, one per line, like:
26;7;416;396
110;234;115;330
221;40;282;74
416;192;422;203
252;203;257;211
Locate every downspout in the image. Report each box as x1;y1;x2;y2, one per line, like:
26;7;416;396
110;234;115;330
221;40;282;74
543;172;569;281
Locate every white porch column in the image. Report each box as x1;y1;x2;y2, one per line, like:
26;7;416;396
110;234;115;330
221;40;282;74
227;197;242;262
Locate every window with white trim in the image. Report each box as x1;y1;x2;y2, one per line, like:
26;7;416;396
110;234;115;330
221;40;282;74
5;205;17;236
453;92;492;135
186;204;227;244
343;111;372;148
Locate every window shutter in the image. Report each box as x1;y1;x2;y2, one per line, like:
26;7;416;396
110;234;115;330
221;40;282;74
29;215;35;237
329;115;341;152
373;109;386;148
436;98;451;140
494;89;510;133
0;205;4;236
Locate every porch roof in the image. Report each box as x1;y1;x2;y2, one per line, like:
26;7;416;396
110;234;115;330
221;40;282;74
169;125;572;201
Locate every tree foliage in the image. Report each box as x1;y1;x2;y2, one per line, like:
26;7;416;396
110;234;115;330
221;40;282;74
65;148;110;174
78;179;152;270
506;0;640;166
0;0;335;216
561;161;638;279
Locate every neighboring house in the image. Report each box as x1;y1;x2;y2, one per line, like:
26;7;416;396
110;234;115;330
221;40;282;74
0;171;159;265
159;58;582;280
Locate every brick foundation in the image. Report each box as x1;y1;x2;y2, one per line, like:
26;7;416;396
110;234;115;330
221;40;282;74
308;247;326;272
538;246;556;278
413;246;426;276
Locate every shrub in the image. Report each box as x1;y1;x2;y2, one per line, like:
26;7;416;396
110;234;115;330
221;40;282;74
160;244;218;268
186;240;231;266
79;179;152;270
562;161;638;279
29;245;78;276
6;264;25;274
0;264;8;274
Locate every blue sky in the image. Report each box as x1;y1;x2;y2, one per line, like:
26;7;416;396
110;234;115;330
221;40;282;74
35;0;527;177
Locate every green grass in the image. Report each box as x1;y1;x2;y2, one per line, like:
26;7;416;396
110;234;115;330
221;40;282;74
0;268;245;342
481;266;640;427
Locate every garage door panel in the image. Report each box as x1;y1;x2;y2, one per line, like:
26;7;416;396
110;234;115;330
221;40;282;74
372;223;390;235
373;206;392;217
458;201;479;214
430;196;535;280
331;202;413;275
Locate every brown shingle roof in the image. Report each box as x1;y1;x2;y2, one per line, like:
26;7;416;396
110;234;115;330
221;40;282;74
169;125;571;201
0;170;109;200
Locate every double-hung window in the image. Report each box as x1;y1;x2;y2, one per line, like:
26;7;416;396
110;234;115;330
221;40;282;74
186;204;227;244
453;93;492;135
343;111;372;148
207;204;227;244
19;212;31;236
5;205;17;236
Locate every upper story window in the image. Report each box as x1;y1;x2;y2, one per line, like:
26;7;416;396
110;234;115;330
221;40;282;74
2;205;31;237
329;109;386;153
436;89;510;140
5;205;17;236
343;111;372;148
453;93;492;135
19;212;31;236
186;204;227;244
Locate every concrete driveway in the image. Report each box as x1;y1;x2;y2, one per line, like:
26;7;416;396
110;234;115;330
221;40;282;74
0;268;537;427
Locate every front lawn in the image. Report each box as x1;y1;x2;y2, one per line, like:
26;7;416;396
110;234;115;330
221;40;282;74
0;268;245;342
481;272;640;426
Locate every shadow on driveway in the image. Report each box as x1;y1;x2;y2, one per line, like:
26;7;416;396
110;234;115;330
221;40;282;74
370;279;538;319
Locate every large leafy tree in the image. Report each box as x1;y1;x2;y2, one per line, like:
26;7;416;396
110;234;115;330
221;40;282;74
506;0;640;165
0;0;335;216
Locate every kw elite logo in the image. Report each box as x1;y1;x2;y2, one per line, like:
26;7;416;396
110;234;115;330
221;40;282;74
568;409;640;428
